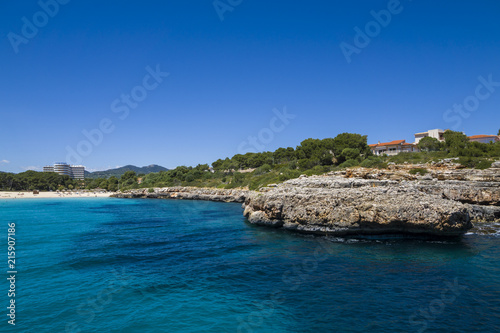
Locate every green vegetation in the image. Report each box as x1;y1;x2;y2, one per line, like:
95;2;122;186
360;156;388;168
417;137;443;152
1;130;498;192
0;171;81;191
123;133;374;191
388;130;500;168
409;168;429;176
443;130;471;156
457;157;492;170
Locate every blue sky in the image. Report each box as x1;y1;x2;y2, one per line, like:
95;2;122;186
1;0;499;172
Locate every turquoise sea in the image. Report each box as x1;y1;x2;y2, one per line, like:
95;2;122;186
0;198;499;332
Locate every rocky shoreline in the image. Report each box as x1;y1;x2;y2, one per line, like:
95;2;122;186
112;162;500;237
111;187;249;203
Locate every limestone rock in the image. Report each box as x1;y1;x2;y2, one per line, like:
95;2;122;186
112;187;249;203
244;176;473;236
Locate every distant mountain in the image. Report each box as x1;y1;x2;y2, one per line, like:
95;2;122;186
85;164;169;179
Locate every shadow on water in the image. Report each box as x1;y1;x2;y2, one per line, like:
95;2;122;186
244;218;480;262
237;221;500;333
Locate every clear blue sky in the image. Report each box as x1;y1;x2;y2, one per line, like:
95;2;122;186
1;0;499;172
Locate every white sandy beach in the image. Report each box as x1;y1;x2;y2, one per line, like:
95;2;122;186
0;191;114;199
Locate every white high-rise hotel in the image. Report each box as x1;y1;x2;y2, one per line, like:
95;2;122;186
43;163;85;180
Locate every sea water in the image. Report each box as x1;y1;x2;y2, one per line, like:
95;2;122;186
0;198;499;332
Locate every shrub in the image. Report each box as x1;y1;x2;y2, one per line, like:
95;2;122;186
338;159;359;168
386;151;449;164
360;157;387;168
255;164;272;175
225;172;246;189
340;148;360;161
298;158;320;170
475;160;493;169
278;169;301;182
148;188;155;193
417;137;443;151
458;157;492;169
409;168;429;175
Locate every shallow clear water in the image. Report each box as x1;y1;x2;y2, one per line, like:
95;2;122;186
0;198;499;332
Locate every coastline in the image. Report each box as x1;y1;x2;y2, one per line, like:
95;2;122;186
112;163;500;237
5;163;497;235
111;187;250;203
0;191;114;199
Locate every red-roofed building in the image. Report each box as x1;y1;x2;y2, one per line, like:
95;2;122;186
469;135;499;144
369;140;419;156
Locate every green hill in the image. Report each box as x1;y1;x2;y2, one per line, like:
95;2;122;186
85;165;168;179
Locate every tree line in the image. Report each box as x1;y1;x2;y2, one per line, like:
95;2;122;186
0;171;81;191
2;130;499;191
415;130;500;168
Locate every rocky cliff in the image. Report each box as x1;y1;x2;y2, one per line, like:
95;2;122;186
112;162;500;236
243;176;473;236
244;163;500;236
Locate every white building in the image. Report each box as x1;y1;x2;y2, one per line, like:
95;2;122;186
54;163;72;177
369;140;419;156
469;135;499;144
414;129;445;144
70;166;85;180
43;163;85;180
